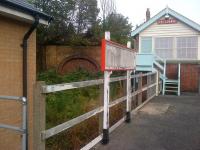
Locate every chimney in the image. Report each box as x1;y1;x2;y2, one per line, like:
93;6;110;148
146;8;150;22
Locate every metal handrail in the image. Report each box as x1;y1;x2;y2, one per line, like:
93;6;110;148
0;96;27;150
154;55;165;64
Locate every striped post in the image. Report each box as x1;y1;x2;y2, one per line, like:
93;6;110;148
102;71;112;144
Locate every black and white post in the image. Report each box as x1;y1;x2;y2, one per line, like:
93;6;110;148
102;32;112;144
126;41;132;123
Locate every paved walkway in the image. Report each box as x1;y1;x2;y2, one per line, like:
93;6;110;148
96;95;200;150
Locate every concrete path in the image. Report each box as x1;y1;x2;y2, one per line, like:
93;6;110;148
96;95;200;150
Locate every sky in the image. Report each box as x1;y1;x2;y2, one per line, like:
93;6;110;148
114;0;200;29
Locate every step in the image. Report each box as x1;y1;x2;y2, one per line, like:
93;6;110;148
160;74;168;80
165;82;178;85
165;90;178;93
165;79;179;83
165;86;178;89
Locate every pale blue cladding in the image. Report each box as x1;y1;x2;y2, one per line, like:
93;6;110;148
136;53;154;71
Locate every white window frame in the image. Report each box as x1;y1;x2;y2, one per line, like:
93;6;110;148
176;36;198;60
154;37;174;59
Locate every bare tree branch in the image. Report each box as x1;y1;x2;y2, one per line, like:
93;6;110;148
99;0;116;30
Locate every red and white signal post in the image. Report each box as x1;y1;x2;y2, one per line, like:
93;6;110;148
101;32;136;144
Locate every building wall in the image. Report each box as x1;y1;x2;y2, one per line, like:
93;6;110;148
140;17;200;36
0;15;36;150
139;17;200;59
166;64;200;92
135;17;200;93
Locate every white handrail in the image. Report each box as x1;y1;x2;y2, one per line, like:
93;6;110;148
154;55;165;64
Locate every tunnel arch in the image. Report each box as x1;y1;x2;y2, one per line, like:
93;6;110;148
57;55;100;75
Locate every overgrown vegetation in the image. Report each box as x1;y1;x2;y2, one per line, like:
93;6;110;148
37;69;126;149
38;69;102;84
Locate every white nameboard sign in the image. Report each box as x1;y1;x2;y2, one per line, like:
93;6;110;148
101;39;136;71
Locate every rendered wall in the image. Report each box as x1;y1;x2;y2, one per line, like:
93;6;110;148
0;15;36;150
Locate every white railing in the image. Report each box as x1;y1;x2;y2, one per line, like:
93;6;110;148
153;55;167;95
33;72;160;150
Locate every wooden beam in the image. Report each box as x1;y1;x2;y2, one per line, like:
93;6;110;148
33;82;46;150
42;107;103;140
42;72;157;94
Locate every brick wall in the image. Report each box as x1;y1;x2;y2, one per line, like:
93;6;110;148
166;64;200;92
0;15;36;150
44;45;101;72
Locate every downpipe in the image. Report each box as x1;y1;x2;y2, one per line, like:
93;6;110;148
22;15;39;150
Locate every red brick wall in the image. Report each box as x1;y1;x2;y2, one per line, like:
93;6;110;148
166;64;178;79
166;64;200;92
181;64;200;92
44;46;101;73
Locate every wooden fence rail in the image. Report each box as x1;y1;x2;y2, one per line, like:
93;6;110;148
33;71;160;150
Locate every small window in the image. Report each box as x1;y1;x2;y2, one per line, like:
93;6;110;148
177;37;198;59
155;37;173;58
141;37;152;53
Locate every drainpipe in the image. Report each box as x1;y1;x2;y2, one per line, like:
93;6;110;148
22;15;39;150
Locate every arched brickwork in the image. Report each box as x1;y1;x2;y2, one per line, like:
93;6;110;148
57;55;100;75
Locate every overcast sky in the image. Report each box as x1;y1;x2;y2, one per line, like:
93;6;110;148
113;0;200;29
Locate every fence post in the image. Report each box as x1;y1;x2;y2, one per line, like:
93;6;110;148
199;73;200;95
156;71;159;96
102;71;112;144
99;84;104;134
33;81;46;150
147;74;151;99
138;73;143;105
126;70;132;123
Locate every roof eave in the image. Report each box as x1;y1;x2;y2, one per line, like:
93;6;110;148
168;8;200;32
0;5;51;25
0;1;52;25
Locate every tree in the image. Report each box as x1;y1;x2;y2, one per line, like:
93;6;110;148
104;13;133;44
99;0;116;31
29;0;77;44
75;0;99;34
29;0;132;46
29;0;100;45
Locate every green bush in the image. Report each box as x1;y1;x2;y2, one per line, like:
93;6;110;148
37;69;102;127
37;69;102;84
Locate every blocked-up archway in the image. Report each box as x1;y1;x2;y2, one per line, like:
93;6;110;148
57;55;100;75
